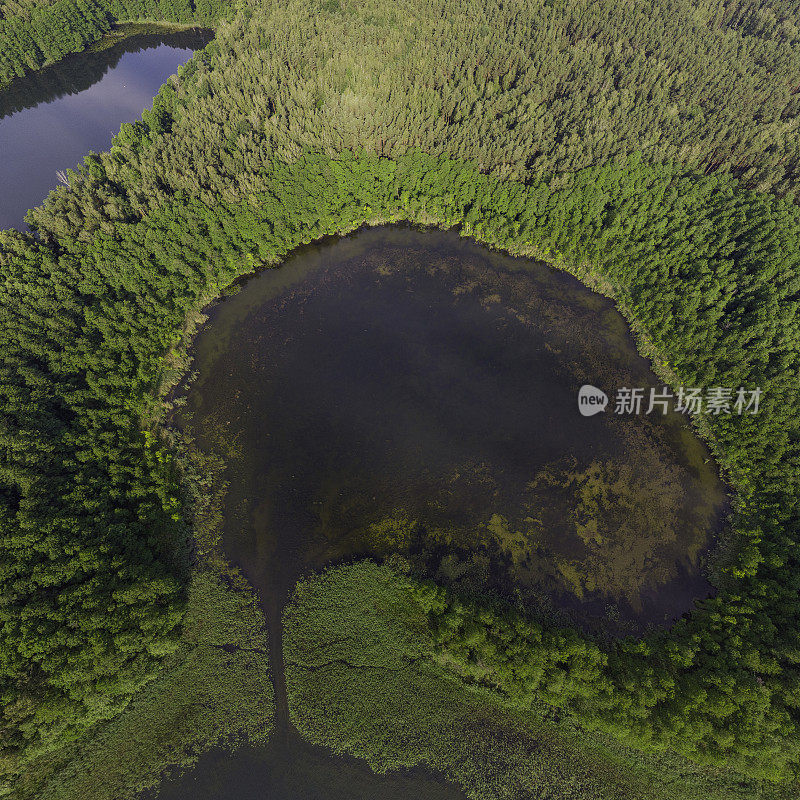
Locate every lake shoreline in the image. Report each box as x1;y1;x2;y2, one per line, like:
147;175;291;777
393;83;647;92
147;225;732;797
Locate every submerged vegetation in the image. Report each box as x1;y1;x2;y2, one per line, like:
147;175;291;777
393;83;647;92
2;0;800;796
291;238;728;630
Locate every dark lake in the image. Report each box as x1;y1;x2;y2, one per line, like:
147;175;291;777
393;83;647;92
0;25;212;230
156;226;729;799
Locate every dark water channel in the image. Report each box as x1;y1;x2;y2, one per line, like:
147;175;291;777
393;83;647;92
0;25;211;230
155;226;729;799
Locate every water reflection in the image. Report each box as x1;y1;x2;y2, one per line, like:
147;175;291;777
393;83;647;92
0;26;212;229
151;740;467;800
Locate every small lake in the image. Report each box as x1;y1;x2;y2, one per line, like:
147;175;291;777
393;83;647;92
0;25;212;230
157;226;729;799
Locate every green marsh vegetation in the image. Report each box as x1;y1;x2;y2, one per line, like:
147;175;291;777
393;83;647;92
2;0;800;796
284;560;800;800
11;570;274;800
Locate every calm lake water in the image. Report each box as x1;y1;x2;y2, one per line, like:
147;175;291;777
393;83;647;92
0;26;211;230
157;226;729;799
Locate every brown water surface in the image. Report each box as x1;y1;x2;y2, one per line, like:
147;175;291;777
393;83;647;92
156;225;729;798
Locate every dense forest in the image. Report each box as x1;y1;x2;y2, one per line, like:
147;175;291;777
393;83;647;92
3;0;800;795
7;0;800;218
